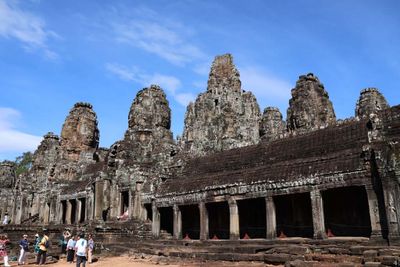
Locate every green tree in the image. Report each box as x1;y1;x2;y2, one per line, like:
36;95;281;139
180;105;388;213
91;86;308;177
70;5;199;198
15;152;33;176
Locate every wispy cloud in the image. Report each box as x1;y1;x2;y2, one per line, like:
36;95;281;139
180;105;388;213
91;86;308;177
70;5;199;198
240;66;292;113
105;63;195;106
112;12;206;66
0;0;58;59
0;107;42;155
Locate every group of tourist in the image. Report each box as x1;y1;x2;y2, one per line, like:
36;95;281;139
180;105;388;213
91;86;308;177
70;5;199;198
0;229;94;266
63;231;95;266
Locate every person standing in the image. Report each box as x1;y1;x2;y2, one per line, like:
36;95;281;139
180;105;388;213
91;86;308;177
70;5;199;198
66;235;77;263
2;213;9;225
87;234;94;264
0;234;11;267
74;234;88;267
36;229;49;265
34;233;41;255
61;229;71;254
18;234;29;265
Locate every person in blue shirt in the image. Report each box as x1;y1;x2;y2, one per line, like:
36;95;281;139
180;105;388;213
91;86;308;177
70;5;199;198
18;234;29;265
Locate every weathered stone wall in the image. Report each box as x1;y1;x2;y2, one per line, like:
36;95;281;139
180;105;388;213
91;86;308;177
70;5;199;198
260;107;286;142
181;54;261;156
287;73;336;133
356;87;390;118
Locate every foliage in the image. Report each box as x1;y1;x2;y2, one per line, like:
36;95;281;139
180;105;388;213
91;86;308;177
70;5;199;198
15;152;33;176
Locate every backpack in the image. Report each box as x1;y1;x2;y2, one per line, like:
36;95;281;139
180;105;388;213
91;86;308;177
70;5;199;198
44;238;50;249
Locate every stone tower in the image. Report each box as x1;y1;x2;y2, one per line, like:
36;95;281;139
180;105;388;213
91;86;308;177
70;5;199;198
287;73;336;133
60;102;99;161
260;107;286;142
181;54;261;156
108;85;175;182
356;87;390;118
30;132;60;185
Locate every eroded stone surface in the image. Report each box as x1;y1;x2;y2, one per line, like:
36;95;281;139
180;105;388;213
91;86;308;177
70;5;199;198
287;73;336;133
260;107;286;142
0;161;15;188
181;54;260;156
356;87;390;118
60;102;99;161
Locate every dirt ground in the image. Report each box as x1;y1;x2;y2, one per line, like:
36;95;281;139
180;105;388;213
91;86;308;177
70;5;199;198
6;255;271;267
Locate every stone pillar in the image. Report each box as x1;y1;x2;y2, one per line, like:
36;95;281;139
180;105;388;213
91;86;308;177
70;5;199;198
152;201;160;238
265;196;276;239
365;185;383;239
66;200;72;224
76;199;82;224
94;181;103;221
199;202;209;240
310;189;326;239
384;186;400;240
229;198;240;240
132;182;144;220
173;204;182;239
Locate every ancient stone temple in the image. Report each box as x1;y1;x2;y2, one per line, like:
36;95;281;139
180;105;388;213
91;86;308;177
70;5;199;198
1;54;400;265
181;54;260;156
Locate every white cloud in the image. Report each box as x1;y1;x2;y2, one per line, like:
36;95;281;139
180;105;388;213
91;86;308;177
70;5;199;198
106;63;192;106
240;66;292;100
114;19;205;66
0;0;58;59
240;66;292;114
175;93;196;106
0;107;42;154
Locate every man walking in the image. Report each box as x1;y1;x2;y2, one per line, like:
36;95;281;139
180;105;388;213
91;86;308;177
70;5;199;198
75;233;88;267
18;234;29;265
36;229;49;265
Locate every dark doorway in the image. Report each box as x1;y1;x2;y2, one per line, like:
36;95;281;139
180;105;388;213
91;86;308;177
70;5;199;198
274;193;313;238
207;201;230;239
144;204;152;221
61;200;67;224
70;199;77;224
121;191;129;215
79;198;86;223
322;186;371;237
180;205;200;239
159;207;173;235
238;198;266;239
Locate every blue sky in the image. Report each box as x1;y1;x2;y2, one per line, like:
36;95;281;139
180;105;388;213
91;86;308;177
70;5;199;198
1;0;400;161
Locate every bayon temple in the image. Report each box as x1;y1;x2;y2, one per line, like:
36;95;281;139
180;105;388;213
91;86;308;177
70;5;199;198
1;54;400;264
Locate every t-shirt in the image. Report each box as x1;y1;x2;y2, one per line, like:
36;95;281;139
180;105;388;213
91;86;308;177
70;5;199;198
67;239;76;249
75;239;87;256
19;239;29;251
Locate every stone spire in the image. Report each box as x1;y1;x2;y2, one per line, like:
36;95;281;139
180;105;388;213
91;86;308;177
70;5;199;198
31;132;60;185
287;73;336;133
108;85;175;182
128;85;171;130
60;102;99;160
356;87;390;118
181;54;260;156
207;54;241;94
260;107;286;142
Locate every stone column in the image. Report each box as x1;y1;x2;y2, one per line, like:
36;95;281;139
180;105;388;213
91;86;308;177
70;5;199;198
152;201;160;238
384;186;400;240
132;182;144;220
365;185;383;239
76;199;82;224
94;181;103;221
229;198;240;240
199;202;209;240
310;189;326;239
66;200;72;224
265;196;276;239
173;204;182;239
